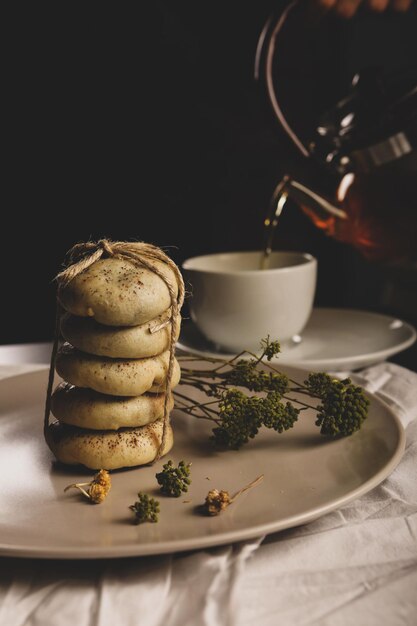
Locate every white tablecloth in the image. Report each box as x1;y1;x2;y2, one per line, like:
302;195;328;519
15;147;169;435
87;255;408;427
0;361;416;626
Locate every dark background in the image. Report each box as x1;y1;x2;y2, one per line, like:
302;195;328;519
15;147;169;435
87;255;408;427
3;1;417;369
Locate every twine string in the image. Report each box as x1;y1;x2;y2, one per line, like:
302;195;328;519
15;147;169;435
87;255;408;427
44;239;184;463
43;305;62;448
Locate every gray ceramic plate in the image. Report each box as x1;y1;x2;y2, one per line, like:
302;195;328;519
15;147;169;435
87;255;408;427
177;308;417;371
0;367;405;559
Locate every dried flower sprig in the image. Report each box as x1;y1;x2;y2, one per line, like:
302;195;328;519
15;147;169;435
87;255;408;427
130;493;160;524
156;460;192;497
176;337;369;449
64;469;111;504
204;474;264;516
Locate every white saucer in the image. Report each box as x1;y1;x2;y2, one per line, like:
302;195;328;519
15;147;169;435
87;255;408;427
177;308;417;371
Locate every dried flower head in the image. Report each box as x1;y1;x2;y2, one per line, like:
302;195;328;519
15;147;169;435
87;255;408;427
203;475;264;516
88;483;107;504
64;469;111;504
205;489;231;515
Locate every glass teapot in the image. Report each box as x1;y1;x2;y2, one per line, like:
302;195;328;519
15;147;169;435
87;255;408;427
255;1;417;262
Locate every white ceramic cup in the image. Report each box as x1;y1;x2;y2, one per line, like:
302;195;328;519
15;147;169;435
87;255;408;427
182;250;317;353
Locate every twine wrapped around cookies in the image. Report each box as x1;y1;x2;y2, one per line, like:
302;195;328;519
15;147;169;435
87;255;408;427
44;239;185;464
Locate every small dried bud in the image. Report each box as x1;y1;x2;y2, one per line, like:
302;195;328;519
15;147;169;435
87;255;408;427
130;493;160;524
156;460;192;497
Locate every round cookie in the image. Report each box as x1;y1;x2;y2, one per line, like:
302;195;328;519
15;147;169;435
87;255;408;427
51;382;174;430
46;419;174;469
58;258;179;326
56;344;181;396
61;311;181;359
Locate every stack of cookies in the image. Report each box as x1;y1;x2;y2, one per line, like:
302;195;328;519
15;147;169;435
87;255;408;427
47;255;182;470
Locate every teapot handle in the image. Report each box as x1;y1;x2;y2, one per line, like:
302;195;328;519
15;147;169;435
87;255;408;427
254;0;310;158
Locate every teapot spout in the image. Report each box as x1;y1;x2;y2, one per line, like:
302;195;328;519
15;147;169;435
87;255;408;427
263;174;349;250
285;178;348;220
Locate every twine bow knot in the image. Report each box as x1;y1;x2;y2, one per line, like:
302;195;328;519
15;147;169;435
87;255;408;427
99;239;115;256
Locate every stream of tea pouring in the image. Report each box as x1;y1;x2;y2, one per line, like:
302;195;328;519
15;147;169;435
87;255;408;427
260;175;348;270
260;176;289;270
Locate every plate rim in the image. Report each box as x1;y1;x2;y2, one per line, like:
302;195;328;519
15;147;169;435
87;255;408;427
0;368;406;560
177;307;417;369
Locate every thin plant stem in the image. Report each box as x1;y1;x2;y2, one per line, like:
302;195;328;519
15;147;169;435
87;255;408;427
230;474;264;502
174;390;220;421
283;396;316;410
64;484;91;499
180;409;220;424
